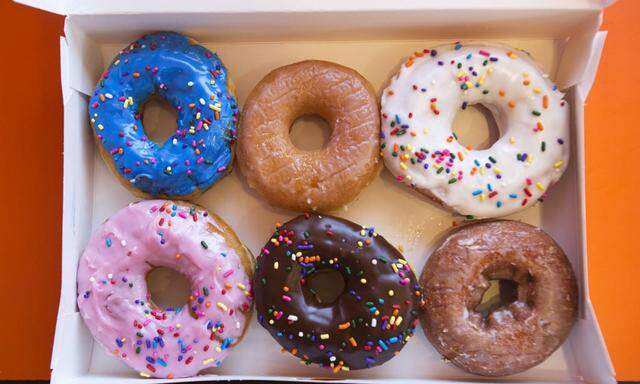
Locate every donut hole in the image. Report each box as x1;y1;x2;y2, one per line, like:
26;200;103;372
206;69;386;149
451;104;501;150
141;96;179;146
474;279;519;318
302;268;346;307
289;114;331;151
146;266;193;316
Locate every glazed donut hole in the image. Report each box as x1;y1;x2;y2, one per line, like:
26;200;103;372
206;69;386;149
140;95;179;146
468;263;534;326
451;103;502;151
289;114;332;151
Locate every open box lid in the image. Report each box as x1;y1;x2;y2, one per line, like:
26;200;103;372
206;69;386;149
16;0;614;96
15;0;616;16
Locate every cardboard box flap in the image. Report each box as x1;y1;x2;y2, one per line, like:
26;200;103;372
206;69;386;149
14;0;67;15
15;0;616;16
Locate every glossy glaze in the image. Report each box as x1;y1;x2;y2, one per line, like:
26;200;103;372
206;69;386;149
77;200;253;378
89;32;238;197
238;60;380;212
254;214;422;371
381;43;570;218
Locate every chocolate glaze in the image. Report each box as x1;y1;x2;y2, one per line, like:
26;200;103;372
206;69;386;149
254;214;422;371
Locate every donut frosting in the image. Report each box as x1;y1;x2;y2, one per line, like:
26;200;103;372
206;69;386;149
420;220;578;376
254;214;422;371
77;200;253;378
89;32;238;197
381;43;570;218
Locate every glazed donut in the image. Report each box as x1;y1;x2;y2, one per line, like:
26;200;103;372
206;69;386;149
381;43;570;218
89;32;238;199
420;220;578;376
238;60;380;212
254;214;422;371
77;200;253;378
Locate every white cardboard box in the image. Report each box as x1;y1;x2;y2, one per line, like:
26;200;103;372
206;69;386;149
17;0;616;382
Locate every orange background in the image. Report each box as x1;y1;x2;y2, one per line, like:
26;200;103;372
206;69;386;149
0;0;638;381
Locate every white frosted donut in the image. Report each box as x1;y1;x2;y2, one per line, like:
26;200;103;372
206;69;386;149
381;43;569;218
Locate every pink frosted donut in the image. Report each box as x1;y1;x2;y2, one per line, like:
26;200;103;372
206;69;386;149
77;200;253;378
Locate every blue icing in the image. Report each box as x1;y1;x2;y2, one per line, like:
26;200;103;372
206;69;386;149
89;32;238;197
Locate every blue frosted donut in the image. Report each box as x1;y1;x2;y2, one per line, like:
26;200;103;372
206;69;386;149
89;32;238;197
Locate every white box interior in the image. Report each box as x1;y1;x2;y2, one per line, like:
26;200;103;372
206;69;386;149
47;4;614;383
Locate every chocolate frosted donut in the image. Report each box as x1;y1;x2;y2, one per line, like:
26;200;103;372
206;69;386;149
420;220;578;376
254;214;422;371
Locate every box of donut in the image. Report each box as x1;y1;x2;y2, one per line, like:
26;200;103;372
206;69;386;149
17;0;616;382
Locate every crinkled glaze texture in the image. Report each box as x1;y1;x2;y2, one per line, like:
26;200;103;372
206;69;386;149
238;60;380;212
381;43;570;218
89;32;238;198
77;200;253;379
254;214;422;371
420;220;578;376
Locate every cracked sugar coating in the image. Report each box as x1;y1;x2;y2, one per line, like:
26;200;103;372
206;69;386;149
381;43;570;218
420;220;578;376
238;60;380;212
254;214;422;371
77;200;253;378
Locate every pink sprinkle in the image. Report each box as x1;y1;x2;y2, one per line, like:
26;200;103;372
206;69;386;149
178;212;188;219
186;169;192;176
282;295;292;302
223;270;234;278
184;159;191;166
217;166;226;172
118;96;126;102
479;49;490;57
275;311;283;320
526;178;532;185
196;157;205;164
91;102;99;108
150;206;158;212
262;248;270;255
196;120;203;130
